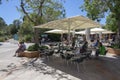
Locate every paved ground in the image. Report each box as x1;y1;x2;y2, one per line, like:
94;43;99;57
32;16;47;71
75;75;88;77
0;41;120;80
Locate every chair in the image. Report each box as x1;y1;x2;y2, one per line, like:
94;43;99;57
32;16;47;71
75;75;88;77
71;56;86;72
45;49;54;60
80;41;88;53
60;53;74;66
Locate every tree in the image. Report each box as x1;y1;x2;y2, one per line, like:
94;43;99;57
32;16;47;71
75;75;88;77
0;0;1;4
18;0;65;43
105;13;117;32
0;17;7;36
19;0;65;26
9;24;18;35
13;19;22;29
9;19;22;35
18;17;34;42
0;17;7;30
82;0;120;48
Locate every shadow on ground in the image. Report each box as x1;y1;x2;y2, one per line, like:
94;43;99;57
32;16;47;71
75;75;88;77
21;55;120;80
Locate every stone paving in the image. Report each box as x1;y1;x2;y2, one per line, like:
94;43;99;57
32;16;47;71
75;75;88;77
0;41;120;80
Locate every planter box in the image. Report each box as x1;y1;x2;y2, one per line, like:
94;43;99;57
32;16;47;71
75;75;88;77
107;47;120;55
18;51;41;58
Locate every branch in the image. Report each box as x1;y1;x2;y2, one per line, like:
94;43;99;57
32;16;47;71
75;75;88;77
34;0;45;25
20;0;35;24
37;0;45;17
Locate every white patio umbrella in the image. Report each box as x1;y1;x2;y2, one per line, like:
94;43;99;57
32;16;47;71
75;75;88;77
90;28;107;32
75;28;114;34
75;30;95;35
45;29;73;42
102;31;115;34
45;29;73;34
34;16;101;30
34;16;101;44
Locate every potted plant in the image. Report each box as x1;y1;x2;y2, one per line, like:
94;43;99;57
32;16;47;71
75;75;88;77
107;43;120;55
18;44;49;58
18;44;40;58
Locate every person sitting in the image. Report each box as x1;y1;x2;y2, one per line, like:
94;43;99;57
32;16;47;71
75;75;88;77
72;36;77;49
95;42;107;58
14;41;26;56
93;39;100;48
80;40;88;53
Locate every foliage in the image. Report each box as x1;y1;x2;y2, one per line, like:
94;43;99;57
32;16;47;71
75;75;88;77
0;17;7;30
81;0;108;21
104;13;117;32
0;17;10;39
27;43;40;51
9;19;22;35
9;24;18;35
18;24;33;36
111;44;120;49
0;37;5;42
82;0;120;48
18;18;33;42
81;0;120;29
18;0;66;26
0;31;4;36
82;0;120;21
27;43;49;51
23;35;32;42
39;45;49;50
13;19;22;29
17;0;66;43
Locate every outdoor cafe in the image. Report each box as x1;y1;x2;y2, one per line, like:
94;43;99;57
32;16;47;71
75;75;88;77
20;16;116;73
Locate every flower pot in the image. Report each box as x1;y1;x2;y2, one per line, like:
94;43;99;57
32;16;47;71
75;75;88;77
107;47;120;55
18;51;41;58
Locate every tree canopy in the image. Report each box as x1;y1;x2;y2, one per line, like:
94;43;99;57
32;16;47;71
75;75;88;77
18;0;66;26
81;0;120;33
82;0;120;21
0;17;7;29
0;17;7;36
0;0;1;4
17;0;66;43
105;13;117;32
82;0;120;48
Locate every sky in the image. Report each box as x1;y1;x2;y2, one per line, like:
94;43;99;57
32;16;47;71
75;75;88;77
0;0;106;25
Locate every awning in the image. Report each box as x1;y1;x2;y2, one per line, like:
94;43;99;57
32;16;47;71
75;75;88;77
34;16;101;30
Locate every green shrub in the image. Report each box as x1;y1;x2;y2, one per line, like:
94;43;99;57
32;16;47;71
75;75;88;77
27;44;40;51
39;45;49;50
111;44;120;49
0;37;5;42
24;35;32;42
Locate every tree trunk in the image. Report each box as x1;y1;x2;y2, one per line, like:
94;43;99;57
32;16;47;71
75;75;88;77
34;28;39;44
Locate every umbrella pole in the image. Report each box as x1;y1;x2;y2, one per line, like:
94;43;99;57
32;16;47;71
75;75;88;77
68;19;71;46
85;28;90;42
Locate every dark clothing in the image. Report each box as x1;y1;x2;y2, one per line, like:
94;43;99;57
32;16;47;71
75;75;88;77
80;41;88;53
